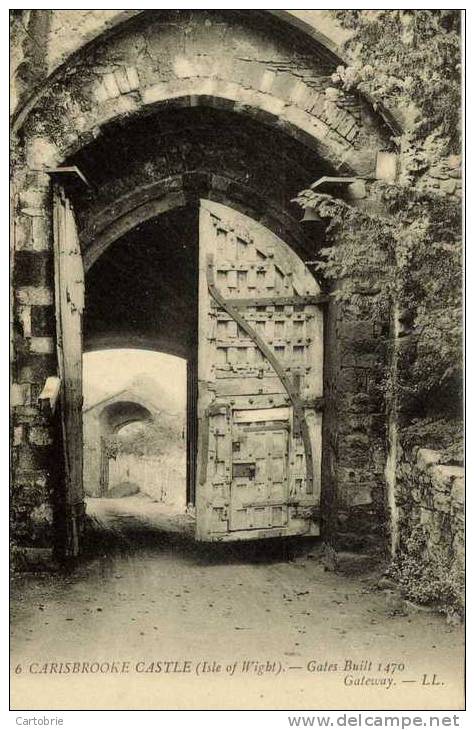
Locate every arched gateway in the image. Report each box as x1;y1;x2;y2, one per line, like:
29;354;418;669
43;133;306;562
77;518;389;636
11;10;395;557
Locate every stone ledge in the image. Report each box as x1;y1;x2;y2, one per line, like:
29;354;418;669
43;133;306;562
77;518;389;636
396;443;465;587
416;447;441;469
430;464;464;494
16;286;54;306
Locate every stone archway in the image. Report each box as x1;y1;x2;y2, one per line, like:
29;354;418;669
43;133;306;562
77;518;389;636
11;9;396;556
17;9;393;173
84;397;153;497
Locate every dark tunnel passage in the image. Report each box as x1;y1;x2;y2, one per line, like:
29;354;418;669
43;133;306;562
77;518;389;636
84;205;199;360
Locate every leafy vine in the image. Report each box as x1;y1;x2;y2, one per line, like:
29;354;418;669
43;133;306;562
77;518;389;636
296;182;462;438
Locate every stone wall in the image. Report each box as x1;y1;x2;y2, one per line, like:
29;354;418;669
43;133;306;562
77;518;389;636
400;134;463;200
108;453;186;508
393;445;464;609
10;162;58;550
10;10;349;108
329;298;389;551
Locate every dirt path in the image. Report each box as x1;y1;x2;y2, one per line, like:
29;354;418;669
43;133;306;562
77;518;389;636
86;494;195;536
11;499;464;710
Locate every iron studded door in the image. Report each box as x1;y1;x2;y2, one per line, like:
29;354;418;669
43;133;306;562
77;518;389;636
196;201;324;541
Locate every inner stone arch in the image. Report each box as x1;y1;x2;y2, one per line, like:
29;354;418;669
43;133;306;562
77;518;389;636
84;205;199;362
67;105;336;274
83;348;188;503
99;400;153;435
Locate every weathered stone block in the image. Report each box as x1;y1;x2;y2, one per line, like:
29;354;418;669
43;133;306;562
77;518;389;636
14;251;53;288
12;405;39;424
338;365;369;391
91;93;140;131
419;507;433;525
115;66;140;94
16;286;53;306
15;442;53;472
30;503;54;529
255;91;285;117
338;320;376;341
13;426;24;446
447;154;462;170
342;148;378;178
345;125;359;143
433;492;451;514
16;352;56;383
340;392;370;412
308;95;326;119
270;71;301;102
103;72;122;99
348;482;373;507
440;178;458;195
172;56;197;80
453;531;464;562
18;188;48;211
13;216;33;251
410;488;421;504
30;337;54;355
29;426;54;446
342;432;370;449
31;215;51;252
17;319;34;348
31;305;55;337
452;477;464;505
376;151;399;183
229;61;262;92
11;382;32;407
25;136;59;169
334;111;357;139
416;448;441;469
259;68;276;94
432;464;464;492
285;79;308;107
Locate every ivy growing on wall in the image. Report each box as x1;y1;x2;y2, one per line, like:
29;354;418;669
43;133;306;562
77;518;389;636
297;10;462;454
331;10;461;151
295;182;462;449
389;524;464;615
383;186;462;422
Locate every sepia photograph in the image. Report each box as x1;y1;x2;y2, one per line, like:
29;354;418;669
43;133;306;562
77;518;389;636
9;7;464;714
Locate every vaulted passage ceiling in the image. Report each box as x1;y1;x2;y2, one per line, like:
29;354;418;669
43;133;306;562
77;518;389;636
70;106;331;192
69;106;332;250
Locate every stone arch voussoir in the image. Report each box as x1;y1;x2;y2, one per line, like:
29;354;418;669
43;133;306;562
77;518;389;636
19;11;392;178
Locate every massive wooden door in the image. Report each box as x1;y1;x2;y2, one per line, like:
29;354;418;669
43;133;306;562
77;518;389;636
196;201;324;541
53;185;85;557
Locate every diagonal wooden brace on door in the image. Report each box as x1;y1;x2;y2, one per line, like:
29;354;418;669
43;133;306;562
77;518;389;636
206;253;322;494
